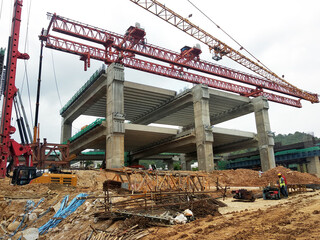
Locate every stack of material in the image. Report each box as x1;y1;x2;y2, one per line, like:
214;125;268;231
89;225;148;240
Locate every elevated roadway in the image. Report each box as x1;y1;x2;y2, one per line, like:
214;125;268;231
61;63;275;171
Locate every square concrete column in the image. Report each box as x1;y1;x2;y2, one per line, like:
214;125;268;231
180;153;187;170
252;97;276;171
179;153;193;171
60;118;72;143
105;63;125;168
167;159;174;170
192;85;214;171
307;156;320;177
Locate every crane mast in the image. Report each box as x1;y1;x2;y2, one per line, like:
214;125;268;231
0;0;33;178
129;0;319;104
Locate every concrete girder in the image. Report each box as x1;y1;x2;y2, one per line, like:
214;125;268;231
211;102;254;125
124;123;178;151
132;90;193;125
61;73;107;123
211;127;258;154
131;134;196;161
69;123;106;155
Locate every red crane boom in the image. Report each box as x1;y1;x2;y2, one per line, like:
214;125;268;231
41;34;301;108
46;13;315;102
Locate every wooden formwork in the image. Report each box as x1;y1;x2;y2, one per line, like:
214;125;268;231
106;168;209;193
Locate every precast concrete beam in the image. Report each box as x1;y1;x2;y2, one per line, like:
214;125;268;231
60;118;72;143
211;127;257;153
192;84;214;171
211;103;254;125
131;134;196;161
61;73;108;122
132;90;193;125
252;96;276;171
214;138;258;154
69;123;106;155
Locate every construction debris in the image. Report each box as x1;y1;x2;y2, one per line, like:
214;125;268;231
231;189;256;202
0;167;320;239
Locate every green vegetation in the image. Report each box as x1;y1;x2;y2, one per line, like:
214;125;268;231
274;132;319;145
174;162;181;170
228;132;318;156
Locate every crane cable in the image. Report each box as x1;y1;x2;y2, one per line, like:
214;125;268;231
0;0;4;21
50;50;63;108
20;0;34;125
50;50;80;133
187;0;273;73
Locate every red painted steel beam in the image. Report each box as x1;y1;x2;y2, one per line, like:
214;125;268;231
129;0;318;104
44;35;302;108
46;13;318;103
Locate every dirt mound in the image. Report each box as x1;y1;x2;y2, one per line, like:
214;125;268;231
262;166;320;185
75;169;111;190
208;166;320;187
192;200;221;218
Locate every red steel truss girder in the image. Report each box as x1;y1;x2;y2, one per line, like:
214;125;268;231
44;35;302;108
128;0;318;104
46;13;318;102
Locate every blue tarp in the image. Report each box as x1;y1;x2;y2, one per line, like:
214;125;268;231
38;193;88;235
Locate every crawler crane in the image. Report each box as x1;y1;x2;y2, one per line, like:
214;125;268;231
0;0;76;186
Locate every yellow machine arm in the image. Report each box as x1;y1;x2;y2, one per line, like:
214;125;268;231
129;0;319;104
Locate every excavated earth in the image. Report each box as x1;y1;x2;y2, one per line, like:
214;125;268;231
0;166;319;239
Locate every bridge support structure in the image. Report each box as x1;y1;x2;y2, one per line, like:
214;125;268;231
252;97;276;171
193;85;214;171
307;156;320;177
105;63;125;168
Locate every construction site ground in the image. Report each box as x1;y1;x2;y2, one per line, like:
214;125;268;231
1;166;320;240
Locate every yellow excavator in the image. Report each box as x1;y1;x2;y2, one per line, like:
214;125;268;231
11;166;77;186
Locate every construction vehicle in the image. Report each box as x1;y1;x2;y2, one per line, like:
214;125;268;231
11;166;77;186
262;186;281;200
0;0;76;186
232;189;255;202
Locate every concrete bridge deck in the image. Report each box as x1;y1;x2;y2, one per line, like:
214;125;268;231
61;63;277;171
68;120;257;162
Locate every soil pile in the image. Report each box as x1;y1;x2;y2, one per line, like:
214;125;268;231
0;167;319;239
208;166;320;187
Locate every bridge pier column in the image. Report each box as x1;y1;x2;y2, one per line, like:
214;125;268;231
186;159;193;171
252;97;276;172
307;156;320;177
180;153;193;170
105;63;125;168
192;85;214;171
180;154;186;170
60;118;72;143
167;159;174;170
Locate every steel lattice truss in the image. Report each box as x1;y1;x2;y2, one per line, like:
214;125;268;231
129;0;319;104
40;13;316;108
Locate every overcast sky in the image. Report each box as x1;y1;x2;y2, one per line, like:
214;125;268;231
0;0;319;144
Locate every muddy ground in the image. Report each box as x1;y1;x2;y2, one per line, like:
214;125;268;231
0;167;319;239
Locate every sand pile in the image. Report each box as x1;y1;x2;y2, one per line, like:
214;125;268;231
208;166;320;187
